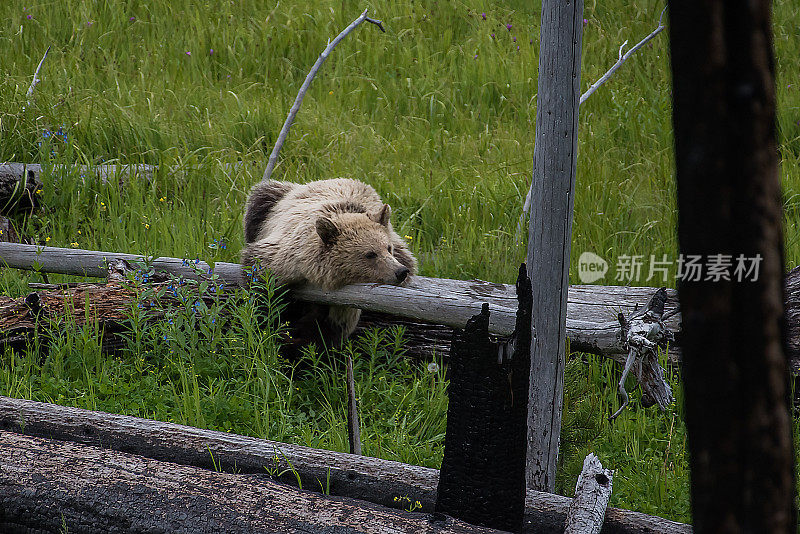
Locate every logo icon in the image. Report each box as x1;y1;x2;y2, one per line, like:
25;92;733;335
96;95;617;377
578;252;608;283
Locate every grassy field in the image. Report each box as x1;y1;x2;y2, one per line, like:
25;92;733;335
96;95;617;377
1;0;799;524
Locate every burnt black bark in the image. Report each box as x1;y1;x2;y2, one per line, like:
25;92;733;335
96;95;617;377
668;1;796;531
436;264;532;532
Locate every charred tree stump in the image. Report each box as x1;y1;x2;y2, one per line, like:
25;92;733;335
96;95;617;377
436;265;532;532
669;0;797;531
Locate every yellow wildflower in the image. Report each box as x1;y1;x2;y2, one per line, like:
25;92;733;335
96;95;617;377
45;236;50;242
35;189;43;195
70;242;79;248
404;235;413;240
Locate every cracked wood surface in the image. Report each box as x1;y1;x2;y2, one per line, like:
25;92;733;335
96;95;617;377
0;396;691;533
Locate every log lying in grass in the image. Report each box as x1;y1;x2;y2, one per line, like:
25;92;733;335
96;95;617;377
0;243;681;365
0;161;246;185
0;431;505;534
0;280;448;362
0;396;692;534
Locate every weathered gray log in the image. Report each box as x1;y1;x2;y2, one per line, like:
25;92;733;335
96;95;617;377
526;0;584;492
564;453;614;534
0;162;243;189
0;161;159;184
0;243;681;362
0;431;505;534
0;396;692;533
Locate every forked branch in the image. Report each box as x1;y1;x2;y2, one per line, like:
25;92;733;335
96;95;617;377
521;7;667;216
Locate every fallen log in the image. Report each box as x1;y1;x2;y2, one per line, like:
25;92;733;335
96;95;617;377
0;431;504;534
0;161;246;185
0;396;692;534
0;243;681;366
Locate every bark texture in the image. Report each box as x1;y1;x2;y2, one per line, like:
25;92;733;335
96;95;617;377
525;0;584;493
436;265;531;532
563;453;613;534
0;396;692;533
0;431;506;534
668;0;796;531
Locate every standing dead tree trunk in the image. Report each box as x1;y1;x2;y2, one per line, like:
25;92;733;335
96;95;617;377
669;1;797;531
526;0;584;492
436;266;532;532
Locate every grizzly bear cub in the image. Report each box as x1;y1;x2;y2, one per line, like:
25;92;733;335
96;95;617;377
241;178;417;353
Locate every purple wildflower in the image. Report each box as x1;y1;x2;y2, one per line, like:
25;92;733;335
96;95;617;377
491;33;495;39
474;54;478;59
186;51;191;56
129;16;135;22
513;36;516;42
506;23;512;31
481;13;486;20
27;14;32;19
583;18;589;26
209;48;214;55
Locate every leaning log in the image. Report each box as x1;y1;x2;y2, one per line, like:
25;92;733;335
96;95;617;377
0;431;504;534
0;243;680;364
0;396;692;534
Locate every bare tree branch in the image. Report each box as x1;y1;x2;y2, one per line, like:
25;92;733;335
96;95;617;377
579;7;667;106
25;46;51;108
520;7;667;219
262;9;384;182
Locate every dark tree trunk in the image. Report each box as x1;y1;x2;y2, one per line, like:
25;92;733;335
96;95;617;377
668;1;796;531
436;265;532;532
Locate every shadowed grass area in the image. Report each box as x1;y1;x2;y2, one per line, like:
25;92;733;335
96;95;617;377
1;0;799;523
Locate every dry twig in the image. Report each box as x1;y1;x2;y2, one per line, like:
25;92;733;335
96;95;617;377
25;46;51;108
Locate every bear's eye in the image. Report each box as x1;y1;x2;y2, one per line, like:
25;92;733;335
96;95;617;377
365;251;377;259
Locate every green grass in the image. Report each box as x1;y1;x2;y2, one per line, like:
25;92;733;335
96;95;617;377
1;0;800;525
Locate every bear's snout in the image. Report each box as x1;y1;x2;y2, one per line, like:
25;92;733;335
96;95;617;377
395;266;410;284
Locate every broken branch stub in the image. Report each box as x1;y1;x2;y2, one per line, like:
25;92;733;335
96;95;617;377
610;287;675;421
563;453;613;534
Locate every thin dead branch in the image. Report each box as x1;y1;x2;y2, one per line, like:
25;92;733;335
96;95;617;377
262;9;385;182
25;46;51;108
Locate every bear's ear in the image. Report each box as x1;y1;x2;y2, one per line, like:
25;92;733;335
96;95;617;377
370;203;391;227
316;217;340;245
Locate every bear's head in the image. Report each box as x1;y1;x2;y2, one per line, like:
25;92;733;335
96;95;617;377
316;204;410;288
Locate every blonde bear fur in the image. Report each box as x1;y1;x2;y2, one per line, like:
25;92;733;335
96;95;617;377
241;178;417;350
